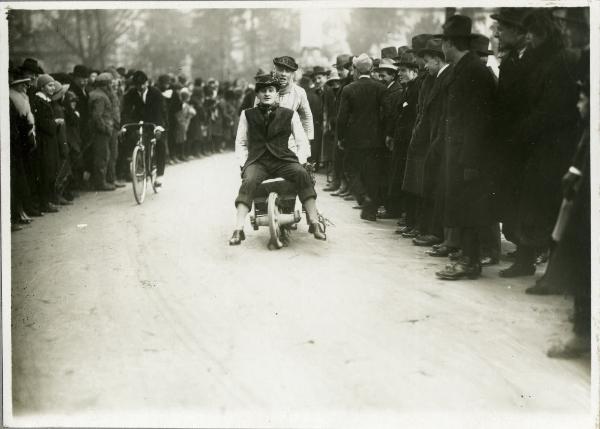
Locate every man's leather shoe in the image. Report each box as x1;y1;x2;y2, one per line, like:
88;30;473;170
113;181;126;188
436;259;481;280
311;222;327;240
395;226;413;235
343;195;355;201
26;208;43;217
377;211;398;220
426;245;458;257
360;211;376;221
396;217;407;226
352;205;363;210
57;196;73;205
525;283;559;295
323;183;339;192
228;230;246;245
402;229;420;238
11;223;23;232
412;234;442;246
448;249;463;261
96;183;116;191
499;263;536;278
41;203;59;213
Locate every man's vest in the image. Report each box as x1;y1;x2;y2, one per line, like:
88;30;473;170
244;106;298;168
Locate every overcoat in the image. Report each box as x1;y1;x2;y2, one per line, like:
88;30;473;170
514;42;580;247
441;51;496;228
31;92;60;199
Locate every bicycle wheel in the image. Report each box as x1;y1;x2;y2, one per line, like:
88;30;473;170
131;145;147;204
149;140;159;194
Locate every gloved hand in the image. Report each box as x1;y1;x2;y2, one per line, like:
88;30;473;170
562;170;581;200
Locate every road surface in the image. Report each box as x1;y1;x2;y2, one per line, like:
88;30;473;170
8;152;590;428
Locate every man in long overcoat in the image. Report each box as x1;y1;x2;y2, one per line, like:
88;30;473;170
88;73;116;191
336;54;386;221
434;15;497;280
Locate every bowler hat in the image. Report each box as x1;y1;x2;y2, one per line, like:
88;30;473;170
434;15;477;39
375;57;398;72
395;52;419;69
407;34;433;53
418;38;445;59
490;7;530;29
254;73;281;92
471;34;493;56
10;67;32;86
22;58;44;75
312;66;328;76
72;64;90;78
51;72;72;85
132;70;148;85
381;46;398;59
273;56;298;71
332;54;351;69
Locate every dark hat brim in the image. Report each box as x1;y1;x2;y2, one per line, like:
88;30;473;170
432;33;478;39
490;13;525;28
418;48;445;58
255;81;281;92
273;59;298;71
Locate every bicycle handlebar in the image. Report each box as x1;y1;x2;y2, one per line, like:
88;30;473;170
120;122;158;129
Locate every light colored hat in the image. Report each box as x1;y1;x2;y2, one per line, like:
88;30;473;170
95;72;113;84
326;68;341;84
375;57;398;72
352;53;373;74
36;74;55;90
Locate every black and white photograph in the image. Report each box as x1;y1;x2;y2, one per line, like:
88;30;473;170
1;1;598;428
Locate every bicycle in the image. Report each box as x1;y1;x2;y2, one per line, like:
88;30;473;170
120;121;162;204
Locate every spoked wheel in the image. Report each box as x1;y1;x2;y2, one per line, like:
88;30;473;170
267;192;283;250
149;140;159;194
131;145;147;204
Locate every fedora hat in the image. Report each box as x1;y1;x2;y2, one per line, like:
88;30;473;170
21;58;44;75
407;34;433;53
375;57;398;72
254;72;281;92
332;54;351;69
394;52;418;69
434;15;477;39
352;53;373;74
490;7;531;29
72;64;90;78
417;38;445;59
372;58;381;69
381;46;398;59
132;70;148;85
10;67;32;86
273;56;298;71
312;66;329;76
471;34;493;56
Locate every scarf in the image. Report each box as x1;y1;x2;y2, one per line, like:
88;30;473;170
10;88;35;126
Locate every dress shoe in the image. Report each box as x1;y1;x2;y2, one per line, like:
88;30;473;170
343;195;355;201
95;183;116;191
499;263;536;278
436;259;481;280
113;181;126;188
352;205;363;210
448;249;463;261
395;226;413;235
63;191;75;201
412;234;442;247
426;245;458;257
57;195;73;205
228;230;246;245
536;251;549;265
26;208;43;217
154;180;162;188
525;283;560;295
11;223;23;232
323;183;340;192
547;335;591;359
360;210;377;222
311;221;327;240
41;203;59;213
480;255;499;266
338;191;352;198
377;210;398;220
396;216;407;226
402;229;420;238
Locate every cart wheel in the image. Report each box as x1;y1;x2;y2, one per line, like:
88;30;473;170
267;192;283;249
131;145;146;204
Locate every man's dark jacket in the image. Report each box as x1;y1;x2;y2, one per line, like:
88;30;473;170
336;77;386;150
121;86;166;128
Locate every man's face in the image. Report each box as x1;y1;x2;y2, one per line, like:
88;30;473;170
328;81;341;91
397;66;417;84
495;22;524;51
111;78;120;91
314;74;327;88
424;54;442;76
378;69;396;85
89;72;98;83
336;66;349;79
525;30;544;49
135;81;148;92
274;65;293;88
256;86;278;105
74;76;88;87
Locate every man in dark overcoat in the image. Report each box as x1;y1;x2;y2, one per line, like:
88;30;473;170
121;70;168;184
498;9;580;278
336;54;386;221
433;15;497;280
88;73;116;191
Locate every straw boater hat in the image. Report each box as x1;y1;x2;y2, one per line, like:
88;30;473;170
375;57;398;72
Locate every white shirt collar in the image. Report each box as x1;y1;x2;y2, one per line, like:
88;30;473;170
358;75;370;79
437;64;449;78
